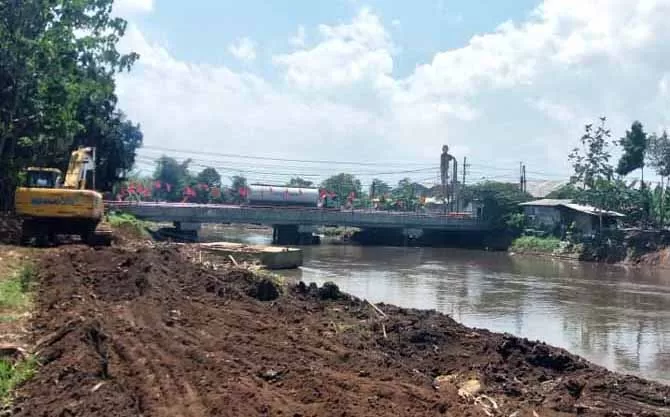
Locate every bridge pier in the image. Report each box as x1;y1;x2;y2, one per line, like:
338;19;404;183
174;222;201;239
272;225;318;245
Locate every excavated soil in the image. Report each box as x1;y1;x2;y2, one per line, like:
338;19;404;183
11;245;670;416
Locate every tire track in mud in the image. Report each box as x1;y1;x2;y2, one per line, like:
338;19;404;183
11;245;670;417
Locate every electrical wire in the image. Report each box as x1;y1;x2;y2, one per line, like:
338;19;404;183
141;145;435;167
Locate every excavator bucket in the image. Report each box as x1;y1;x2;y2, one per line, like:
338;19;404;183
88;221;113;246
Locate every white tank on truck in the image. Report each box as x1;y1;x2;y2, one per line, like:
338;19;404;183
247;184;319;207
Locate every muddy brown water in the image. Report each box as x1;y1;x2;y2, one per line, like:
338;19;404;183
202;226;670;384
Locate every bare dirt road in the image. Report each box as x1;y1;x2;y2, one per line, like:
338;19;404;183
11;245;670;416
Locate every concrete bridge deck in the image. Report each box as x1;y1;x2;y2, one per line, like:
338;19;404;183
106;201;489;231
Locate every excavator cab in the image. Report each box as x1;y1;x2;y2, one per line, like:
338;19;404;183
23;168;62;189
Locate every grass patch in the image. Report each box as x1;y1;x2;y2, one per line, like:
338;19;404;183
0;264;36;312
511;236;562;253
107;212;150;238
0;357;37;406
318;226;359;238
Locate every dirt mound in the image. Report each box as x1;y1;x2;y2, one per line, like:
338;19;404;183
0;214;21;244
11;246;670;417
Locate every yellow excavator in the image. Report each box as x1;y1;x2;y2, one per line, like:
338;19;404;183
14;146;112;246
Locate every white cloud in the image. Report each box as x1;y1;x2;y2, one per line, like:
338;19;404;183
228;37;257;62
113;0;153;15
289;25;307;47
117;1;670;184
273;9;394;94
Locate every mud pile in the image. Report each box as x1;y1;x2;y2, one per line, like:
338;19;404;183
13;246;670;416
0;214;21;244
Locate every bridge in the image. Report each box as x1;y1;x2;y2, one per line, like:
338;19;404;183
106;201;491;244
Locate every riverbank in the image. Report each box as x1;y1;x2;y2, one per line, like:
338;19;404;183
5;244;669;416
510;233;670;267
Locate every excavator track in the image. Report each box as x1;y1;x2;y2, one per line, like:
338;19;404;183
19;218;113;247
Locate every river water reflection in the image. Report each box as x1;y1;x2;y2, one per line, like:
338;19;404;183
202;226;670;383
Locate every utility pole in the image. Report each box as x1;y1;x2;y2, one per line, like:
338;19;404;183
462;156;467;186
522;164;527;193
519;162;524;192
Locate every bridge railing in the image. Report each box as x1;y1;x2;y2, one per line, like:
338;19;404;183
105;201;486;229
105;201;480;218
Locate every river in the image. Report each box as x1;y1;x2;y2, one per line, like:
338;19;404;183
202;226;670;383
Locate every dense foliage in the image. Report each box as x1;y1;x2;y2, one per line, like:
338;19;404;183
616;121;647;179
320;173;362;202
0;0;143;209
460;181;532;231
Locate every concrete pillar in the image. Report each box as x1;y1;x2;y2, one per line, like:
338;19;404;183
174;221;201;240
273;225;320;245
272;225;299;245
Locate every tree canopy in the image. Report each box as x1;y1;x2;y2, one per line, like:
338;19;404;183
461;182;532;231
287;177;314;188
616;121;647;179
196;167;222;188
568;117;615;189
369;178;390;198
647;131;670;178
153;157;192;200
321;173;362;201
0;0;142;208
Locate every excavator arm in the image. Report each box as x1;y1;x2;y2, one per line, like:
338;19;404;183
63;147;96;190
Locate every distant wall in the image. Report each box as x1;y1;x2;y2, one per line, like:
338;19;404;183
522;206;561;228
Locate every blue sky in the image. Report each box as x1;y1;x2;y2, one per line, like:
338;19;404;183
129;0;541;76
113;0;670;190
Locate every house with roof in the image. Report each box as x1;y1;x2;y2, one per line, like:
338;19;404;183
519;199;625;235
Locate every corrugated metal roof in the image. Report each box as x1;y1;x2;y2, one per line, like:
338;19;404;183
519;199;572;207
561;203;625;217
520;199;625;217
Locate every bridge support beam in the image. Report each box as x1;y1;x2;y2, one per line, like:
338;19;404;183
174;221;201;239
272;225;318;245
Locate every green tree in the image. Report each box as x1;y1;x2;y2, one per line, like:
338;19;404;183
153;156;192;201
616;121;648;181
287;177;313;188
568;117;615;189
75;112;143;191
545;184;581;200
461;181;532;231
321;173;361;202
369;178;390;198
574;178;648;227
647;131;670;226
230;175;248;203
196;167;221;188
648;131;670;177
0;0;140;208
391;178;420;211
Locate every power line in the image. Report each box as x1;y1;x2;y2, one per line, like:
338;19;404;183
141;145;435;167
134;155;439;177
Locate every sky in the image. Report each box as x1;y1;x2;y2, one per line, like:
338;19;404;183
112;0;670;188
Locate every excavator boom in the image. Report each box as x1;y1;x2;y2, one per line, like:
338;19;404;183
63;147;96;189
